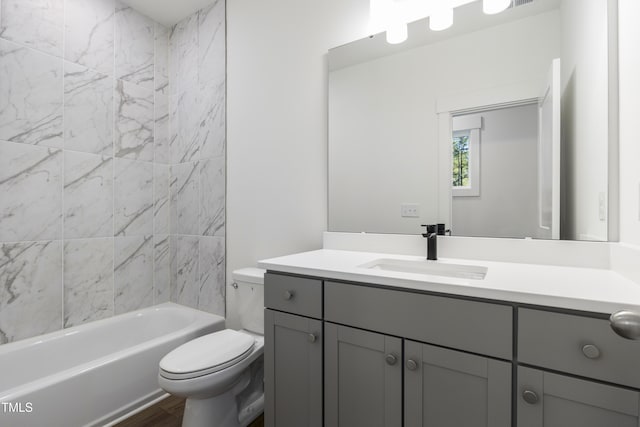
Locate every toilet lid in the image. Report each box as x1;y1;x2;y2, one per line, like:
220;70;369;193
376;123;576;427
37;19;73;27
159;330;255;379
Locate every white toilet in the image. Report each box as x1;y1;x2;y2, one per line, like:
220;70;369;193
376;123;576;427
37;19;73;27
158;268;265;427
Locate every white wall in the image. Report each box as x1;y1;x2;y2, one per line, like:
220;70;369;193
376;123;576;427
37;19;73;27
226;0;371;284
619;0;640;245
328;11;561;234
559;0;609;241
452;104;540;239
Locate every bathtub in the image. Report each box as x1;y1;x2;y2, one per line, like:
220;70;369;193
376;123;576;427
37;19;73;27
0;303;225;427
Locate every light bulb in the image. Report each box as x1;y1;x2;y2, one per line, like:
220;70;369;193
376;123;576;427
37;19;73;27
386;22;408;44
483;0;511;15
429;7;453;31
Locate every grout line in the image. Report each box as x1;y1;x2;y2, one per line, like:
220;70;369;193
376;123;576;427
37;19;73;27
152;21;157;307
61;0;67;331
113;0;117;317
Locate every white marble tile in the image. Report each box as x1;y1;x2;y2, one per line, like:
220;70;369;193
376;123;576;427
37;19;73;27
0;241;62;344
64;62;113;155
115;79;154;161
154;93;170;164
169;170;178;235
115;3;154;89
200;156;225;236
168;27;179;97
169;234;177;297
64;151;113;239
154;234;170;304
63;238;114;327
0;140;62;241
170;13;198;95
155;23;169;96
64;0;114;74
168;92;180;164
198;236;225;316
114;235;153;314
154;164;170;235
198;0;225;88
197;82;226;159
0;39;63;148
176;89;201;163
171;161;199;236
0;0;64;57
172;235;199;309
114;157;153;236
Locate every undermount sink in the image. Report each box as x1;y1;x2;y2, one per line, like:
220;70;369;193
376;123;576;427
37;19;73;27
358;258;488;280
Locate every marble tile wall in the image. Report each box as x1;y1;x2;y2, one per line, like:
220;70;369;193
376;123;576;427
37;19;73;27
168;0;226;316
0;0;226;345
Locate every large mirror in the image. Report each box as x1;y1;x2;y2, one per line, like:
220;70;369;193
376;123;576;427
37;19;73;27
328;0;617;241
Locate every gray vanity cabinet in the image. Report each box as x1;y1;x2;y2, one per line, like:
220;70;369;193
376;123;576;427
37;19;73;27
264;309;323;427
517;366;640;427
324;323;402;427
404;340;512;427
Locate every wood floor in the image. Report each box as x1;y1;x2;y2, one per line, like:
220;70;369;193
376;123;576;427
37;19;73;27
114;395;264;427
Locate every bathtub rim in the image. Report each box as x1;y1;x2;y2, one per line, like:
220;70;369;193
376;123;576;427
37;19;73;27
0;302;225;402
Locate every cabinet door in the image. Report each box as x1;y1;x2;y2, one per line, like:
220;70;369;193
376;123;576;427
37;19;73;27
404;340;511;427
264;309;322;427
325;322;402;427
518;366;640;427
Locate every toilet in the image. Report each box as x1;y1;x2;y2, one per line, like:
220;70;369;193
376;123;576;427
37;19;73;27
158;268;265;427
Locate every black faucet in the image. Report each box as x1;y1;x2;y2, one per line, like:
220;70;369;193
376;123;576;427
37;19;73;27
421;224;438;261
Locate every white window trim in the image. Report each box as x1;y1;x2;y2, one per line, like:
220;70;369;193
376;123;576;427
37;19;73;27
452;116;481;197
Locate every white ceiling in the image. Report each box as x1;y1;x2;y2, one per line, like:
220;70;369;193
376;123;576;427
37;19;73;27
119;0;217;26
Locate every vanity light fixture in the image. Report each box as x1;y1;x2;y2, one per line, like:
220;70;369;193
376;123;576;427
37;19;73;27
429;3;454;31
386;22;409;43
483;0;511;14
374;0;512;44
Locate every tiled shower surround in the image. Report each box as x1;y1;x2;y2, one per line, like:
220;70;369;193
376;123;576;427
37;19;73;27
0;0;226;344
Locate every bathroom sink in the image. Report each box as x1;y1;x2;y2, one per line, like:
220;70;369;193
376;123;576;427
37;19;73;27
359;258;488;280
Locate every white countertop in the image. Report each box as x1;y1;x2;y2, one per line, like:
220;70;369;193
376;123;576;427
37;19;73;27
259;249;640;314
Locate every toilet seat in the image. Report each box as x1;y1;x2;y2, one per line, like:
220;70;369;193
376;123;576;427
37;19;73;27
159;329;256;381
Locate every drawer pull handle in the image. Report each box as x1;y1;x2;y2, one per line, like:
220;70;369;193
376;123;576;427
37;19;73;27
385;354;398;366
283;290;295;300
308;333;317;343
582;344;601;359
522;390;539;405
406;359;418;371
610;310;640;340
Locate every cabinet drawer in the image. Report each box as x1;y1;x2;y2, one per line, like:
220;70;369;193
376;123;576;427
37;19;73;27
324;281;512;359
519;308;640;389
264;273;322;319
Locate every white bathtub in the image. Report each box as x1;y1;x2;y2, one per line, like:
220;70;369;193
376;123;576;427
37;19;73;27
0;303;225;427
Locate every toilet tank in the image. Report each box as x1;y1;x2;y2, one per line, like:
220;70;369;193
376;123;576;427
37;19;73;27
229;268;265;334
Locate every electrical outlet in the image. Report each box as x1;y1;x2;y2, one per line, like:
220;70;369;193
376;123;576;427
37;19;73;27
401;203;420;218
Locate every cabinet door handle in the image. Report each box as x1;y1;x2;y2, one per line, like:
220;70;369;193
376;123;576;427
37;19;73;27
385;354;397;366
406;359;418;371
283;290;295;300
308;333;317;343
610;310;640;340
522;390;539;405
582;344;601;359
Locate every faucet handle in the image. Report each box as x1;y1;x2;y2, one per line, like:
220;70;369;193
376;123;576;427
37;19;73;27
437;223;451;236
421;224;437;237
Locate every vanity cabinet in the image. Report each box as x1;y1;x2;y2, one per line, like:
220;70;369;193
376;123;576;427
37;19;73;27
517;366;640;427
518;308;640;389
264;309;323;427
264;271;640;427
404;340;512;427
323;323;511;427
324;323;402;427
517;309;640;426
264;273;324;427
